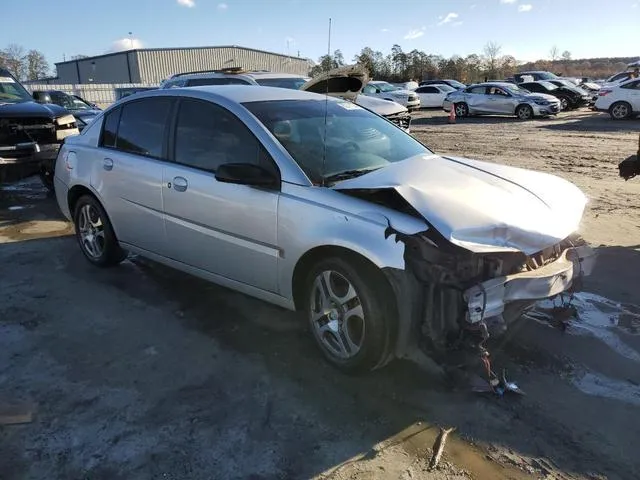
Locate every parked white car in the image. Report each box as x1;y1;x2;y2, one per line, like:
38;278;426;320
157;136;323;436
414;84;456;108
595;78;640;120
362;81;420;111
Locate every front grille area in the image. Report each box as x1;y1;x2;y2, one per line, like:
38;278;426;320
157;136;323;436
0;117;56;147
387;113;411;130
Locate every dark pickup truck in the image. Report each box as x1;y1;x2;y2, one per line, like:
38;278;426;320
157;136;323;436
0;68;79;190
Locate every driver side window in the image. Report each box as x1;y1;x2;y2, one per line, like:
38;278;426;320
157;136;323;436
173;99;275;174
363;84;376;94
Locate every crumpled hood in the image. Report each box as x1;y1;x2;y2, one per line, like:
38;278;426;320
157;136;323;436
332;154;588;255
0;100;69;118
522;92;559;103
301;65;368;100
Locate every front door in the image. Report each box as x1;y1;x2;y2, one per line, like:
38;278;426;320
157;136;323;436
90;98;173;255
161;98;280;293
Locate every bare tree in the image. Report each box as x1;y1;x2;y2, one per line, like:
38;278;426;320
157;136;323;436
2;44;26;79
561;50;572;61
26;50;49;80
483;41;502;78
549;45;560;62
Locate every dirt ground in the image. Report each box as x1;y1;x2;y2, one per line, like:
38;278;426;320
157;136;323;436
1;109;639;480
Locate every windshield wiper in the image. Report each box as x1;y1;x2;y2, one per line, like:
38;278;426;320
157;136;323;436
324;167;381;184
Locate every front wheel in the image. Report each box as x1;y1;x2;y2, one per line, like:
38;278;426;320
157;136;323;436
516;104;534;120
609;101;632;120
304;257;394;373
73;195;127;267
558;96;570;111
454;102;469;117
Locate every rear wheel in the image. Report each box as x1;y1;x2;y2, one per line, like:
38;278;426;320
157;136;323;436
609;101;632;120
304;256;394;373
516;104;534;120
454;102;469;117
73;195;126;267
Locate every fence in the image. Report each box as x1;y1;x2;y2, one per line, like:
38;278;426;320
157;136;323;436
27;83;159;109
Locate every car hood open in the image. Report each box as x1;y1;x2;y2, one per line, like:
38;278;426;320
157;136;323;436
300;65;368;100
332;154;588;255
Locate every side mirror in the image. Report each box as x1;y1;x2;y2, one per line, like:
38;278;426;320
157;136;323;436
33;92;52;104
215;163;278;188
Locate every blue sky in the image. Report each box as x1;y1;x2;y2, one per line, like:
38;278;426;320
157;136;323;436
2;0;638;67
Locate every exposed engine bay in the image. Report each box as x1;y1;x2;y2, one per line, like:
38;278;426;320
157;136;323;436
342;186;595;395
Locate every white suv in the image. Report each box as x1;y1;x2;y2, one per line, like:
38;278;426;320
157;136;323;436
595;78;640;120
362;81;421;111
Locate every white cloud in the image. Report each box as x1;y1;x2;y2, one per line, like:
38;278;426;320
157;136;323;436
381;28;390;32
452;21;464;27
404;28;425;40
470;4;476;8
217;2;228;10
107;38;144;53
500;0;516;3
438;12;459;26
518;4;533;12
177;0;195;7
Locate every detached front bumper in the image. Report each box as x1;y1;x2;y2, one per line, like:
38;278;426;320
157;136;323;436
464;245;596;324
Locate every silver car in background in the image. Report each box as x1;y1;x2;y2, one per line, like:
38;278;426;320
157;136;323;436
53;86;594;374
443;82;561;120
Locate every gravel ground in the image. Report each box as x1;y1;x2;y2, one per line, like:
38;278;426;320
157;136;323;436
0;108;639;480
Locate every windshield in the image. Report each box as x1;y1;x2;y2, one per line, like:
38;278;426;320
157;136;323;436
0;74;33;103
536;72;558;80
538;81;558;90
445;80;466;89
256;77;309;90
438;85;456;92
243;99;431;184
503;84;530;95
373;82;399;92
66;95;93;110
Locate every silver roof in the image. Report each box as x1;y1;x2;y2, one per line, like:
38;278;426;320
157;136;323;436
142;85;340;103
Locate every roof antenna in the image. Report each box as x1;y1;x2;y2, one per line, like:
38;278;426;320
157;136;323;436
320;17;331;187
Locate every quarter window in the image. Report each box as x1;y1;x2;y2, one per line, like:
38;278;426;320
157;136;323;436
173;99;269;173
101;106;121;148
115;98;172;158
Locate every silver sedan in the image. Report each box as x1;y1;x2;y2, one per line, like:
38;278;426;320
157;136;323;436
443;82;561;119
54;86;594;373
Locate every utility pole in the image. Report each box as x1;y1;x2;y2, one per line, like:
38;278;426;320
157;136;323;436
128;32;133;50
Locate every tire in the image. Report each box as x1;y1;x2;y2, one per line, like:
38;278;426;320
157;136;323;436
454;102;469;117
558;96;570;111
73;194;126;267
304;256;394;373
609;101;632;120
516;104;534;120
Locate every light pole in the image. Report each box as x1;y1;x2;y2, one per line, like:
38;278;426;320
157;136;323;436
128;32;133;50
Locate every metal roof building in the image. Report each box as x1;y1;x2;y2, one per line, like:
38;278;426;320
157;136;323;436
54;46;313;84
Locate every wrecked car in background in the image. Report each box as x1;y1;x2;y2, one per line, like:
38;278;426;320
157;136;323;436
0;68;79;189
54;86;595;388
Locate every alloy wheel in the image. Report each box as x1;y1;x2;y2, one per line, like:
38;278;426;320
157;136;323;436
611;103;629;120
309;270;365;359
77;204;105;259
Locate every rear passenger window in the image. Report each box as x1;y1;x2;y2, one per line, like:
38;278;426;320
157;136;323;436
116;98;172;158
173;99;270;173
101;106;121;148
468;86;486;94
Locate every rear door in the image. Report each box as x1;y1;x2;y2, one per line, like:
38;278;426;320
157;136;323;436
161;98;281;293
91;97;173;254
465;86;490;113
415;86;439;107
620;80;640;109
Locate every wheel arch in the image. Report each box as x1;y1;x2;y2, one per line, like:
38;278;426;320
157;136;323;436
515;103;534;116
291;245;396;313
67;185;121;240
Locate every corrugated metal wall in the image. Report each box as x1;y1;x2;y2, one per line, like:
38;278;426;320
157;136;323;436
54;52;141;84
137;47;311;83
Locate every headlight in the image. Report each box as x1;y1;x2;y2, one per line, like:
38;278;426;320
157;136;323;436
55;114;77;128
534;100;550;105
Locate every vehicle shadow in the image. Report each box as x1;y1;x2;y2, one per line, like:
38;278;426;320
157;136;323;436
539;112;640;133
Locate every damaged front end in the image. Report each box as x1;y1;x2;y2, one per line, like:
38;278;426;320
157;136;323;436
384;224;595;393
339;183;595;394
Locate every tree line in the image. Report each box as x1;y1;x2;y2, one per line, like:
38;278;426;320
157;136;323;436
0;44;50;81
310;42;636;83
